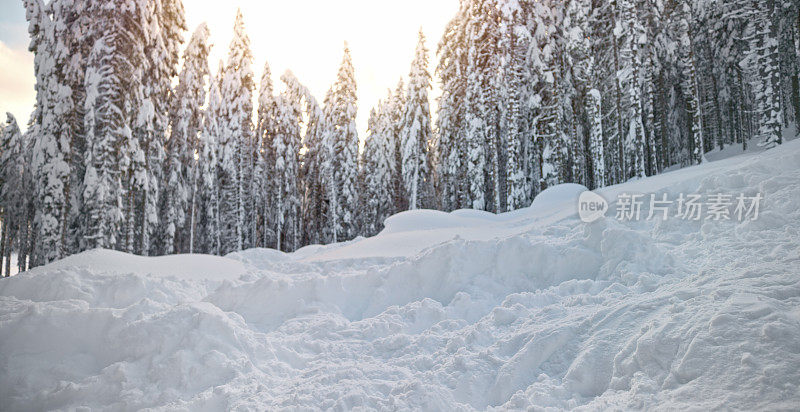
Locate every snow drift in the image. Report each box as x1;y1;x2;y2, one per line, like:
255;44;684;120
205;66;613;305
1;139;799;410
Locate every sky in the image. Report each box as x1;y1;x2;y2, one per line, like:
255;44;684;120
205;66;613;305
0;0;35;127
0;0;458;136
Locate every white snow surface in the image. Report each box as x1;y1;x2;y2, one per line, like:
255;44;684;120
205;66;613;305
2;140;800;410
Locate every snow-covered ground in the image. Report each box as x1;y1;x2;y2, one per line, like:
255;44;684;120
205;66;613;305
1;139;799;410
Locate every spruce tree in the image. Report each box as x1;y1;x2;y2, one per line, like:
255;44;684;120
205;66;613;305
255;61;277;248
500;3;531;210
25;0;73;265
196;66;224;255
400;30;435;210
362;98;397;235
436;5;469;211
325;44;359;241
0;114;25;276
218;10;255;255
163;23;211;254
81;35;130;250
271;92;302;251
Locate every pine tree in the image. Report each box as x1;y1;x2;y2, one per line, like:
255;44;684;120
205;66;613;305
50;0;91;256
463;0;500;211
81;34;131;250
390;79;408;212
747;0;783;147
400;30;435;210
617;0;648;177
324;44;359;241
0;114;25;276
25;0;73;265
675;1;706;163
218;10;255;255
500;3;531;210
361;96;398;235
163;23;211;254
530;0;568;189
271;92;302;251
300;89;327;247
131;0;186;256
280;71;325;247
255;61;277;248
195;66;223;255
436;4;469;211
565;0;604;188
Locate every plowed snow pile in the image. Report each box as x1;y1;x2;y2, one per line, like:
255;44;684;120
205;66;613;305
2;140;799;410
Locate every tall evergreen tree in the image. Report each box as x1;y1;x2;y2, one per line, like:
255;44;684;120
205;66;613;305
436;4;469;211
24;0;74;265
217;9;255;255
162;23;211;254
400;30;435;210
81;34;131;250
500;2;531;210
195;65;224;255
324;44;359;242
675;1;706;164
0;114;26;276
255;61;277;248
131;0;186;256
271;92;302;251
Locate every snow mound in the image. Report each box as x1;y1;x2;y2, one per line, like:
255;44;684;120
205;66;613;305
381;209;490;234
48;248;250;281
1;140;799;410
530;182;588;211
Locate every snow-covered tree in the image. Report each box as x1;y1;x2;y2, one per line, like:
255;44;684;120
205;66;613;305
195;65;224;255
131;0;187;256
675;1;705;164
280;71;325;247
746;0;783;147
0;114;26;276
80;34;132;251
217;9;255;255
271;91;302;251
24;0;74;265
617;0;648;177
255;61;277;248
463;0;502;211
400;30;435;210
389;79;407;212
323;44;359;242
500;2;531;210
162;23;211;254
436;5;469;212
361;97;397;235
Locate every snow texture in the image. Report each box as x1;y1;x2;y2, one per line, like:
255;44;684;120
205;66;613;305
1;140;799;410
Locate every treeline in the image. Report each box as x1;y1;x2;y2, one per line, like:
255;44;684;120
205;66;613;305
0;0;796;274
434;0;797;212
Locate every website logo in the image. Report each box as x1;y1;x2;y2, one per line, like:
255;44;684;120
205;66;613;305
578;191;608;223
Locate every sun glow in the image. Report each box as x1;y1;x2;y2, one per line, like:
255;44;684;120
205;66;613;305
184;0;458;136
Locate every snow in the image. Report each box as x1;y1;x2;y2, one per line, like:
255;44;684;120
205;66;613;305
1;140;800;410
47;249;249;281
530;182;587;210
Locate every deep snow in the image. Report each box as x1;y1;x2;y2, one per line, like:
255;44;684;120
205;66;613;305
1;140;799;410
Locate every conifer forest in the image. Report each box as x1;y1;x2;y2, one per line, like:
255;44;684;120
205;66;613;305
0;0;797;273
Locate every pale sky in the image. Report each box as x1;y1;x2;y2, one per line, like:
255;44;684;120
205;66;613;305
0;0;458;136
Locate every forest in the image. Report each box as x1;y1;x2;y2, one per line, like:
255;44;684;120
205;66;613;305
0;0;796;274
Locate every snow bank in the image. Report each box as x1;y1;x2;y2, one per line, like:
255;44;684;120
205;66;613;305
48;249;250;281
1;140;799;410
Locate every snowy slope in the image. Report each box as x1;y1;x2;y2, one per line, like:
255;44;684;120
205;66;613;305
1;140;799;410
